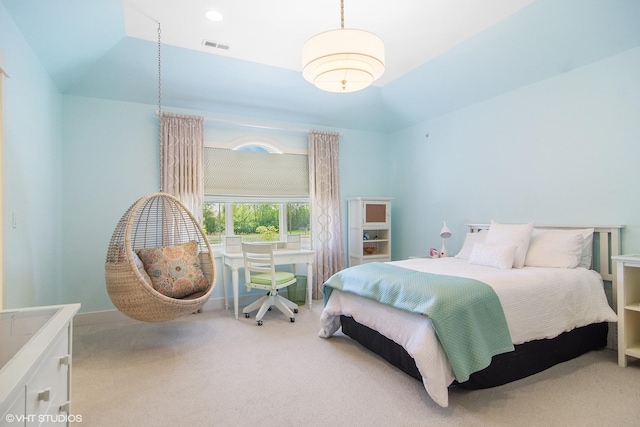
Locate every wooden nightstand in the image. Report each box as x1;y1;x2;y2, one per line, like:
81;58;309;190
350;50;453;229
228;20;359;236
612;255;640;367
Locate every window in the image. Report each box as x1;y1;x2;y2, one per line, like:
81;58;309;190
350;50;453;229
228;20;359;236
203;201;310;246
203;137;310;248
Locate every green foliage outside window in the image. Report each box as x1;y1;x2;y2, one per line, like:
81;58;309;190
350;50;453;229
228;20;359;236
202;203;224;235
256;225;279;241
233;204;279;235
203;201;310;244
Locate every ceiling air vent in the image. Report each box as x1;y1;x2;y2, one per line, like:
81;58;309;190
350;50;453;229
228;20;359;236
203;40;230;50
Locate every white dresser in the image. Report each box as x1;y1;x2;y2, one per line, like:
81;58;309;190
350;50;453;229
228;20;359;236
0;304;80;427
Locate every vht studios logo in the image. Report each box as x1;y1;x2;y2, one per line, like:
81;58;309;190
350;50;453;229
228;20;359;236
5;414;83;423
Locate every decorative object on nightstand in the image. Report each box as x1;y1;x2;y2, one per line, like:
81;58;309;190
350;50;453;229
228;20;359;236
429;248;439;258
612;254;640;367
439;221;452;257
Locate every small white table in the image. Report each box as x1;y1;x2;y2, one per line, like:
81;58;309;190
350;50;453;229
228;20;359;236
221;249;314;319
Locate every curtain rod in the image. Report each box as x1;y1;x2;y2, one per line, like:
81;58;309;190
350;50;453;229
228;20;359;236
155;111;340;135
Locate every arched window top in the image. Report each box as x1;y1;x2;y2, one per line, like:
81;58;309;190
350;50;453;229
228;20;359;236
205;135;307;155
234;141;282;154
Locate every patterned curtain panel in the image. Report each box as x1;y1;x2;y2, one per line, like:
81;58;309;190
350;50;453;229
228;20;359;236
160;113;204;223
309;131;345;299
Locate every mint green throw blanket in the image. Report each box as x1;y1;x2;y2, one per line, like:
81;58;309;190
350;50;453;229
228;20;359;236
323;262;514;382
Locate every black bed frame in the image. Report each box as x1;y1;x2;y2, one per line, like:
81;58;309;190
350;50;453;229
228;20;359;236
340;315;608;389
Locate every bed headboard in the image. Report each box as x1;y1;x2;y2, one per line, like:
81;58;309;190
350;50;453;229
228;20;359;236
465;224;624;282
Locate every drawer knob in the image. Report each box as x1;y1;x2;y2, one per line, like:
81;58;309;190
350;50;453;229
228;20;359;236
59;401;70;413
38;388;51;402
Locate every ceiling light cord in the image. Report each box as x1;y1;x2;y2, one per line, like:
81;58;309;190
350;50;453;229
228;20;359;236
340;0;346;90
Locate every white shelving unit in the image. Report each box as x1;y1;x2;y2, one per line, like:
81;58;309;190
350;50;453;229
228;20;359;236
612;254;640;367
348;197;392;267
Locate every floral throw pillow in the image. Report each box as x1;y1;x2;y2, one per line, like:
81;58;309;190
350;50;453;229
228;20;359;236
132;251;153;286
136;241;207;298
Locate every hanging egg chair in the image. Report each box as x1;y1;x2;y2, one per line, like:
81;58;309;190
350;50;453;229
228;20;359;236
104;192;216;322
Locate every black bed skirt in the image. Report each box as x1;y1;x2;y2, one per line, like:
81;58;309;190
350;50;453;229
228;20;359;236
339;315;608;389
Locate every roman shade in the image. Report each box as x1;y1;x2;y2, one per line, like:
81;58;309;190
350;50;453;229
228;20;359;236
204;147;309;197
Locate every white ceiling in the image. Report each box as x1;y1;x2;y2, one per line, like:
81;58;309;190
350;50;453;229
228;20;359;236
123;0;535;86
6;0;637;132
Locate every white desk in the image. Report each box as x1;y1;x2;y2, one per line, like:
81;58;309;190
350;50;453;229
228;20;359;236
221;249;314;319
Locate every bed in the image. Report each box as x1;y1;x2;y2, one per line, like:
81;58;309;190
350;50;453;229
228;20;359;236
319;223;621;407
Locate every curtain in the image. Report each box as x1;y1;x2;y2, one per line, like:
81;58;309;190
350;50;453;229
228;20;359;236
160;113;204;223
308;131;345;299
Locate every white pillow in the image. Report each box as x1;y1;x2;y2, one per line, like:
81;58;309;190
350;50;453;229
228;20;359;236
455;231;486;260
468;242;517;270
577;228;594;269
484;221;534;269
524;229;584;268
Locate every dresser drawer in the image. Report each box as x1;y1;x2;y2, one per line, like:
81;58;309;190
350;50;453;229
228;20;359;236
25;328;70;426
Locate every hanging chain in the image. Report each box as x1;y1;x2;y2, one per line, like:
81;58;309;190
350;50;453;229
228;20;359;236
340;0;346;90
158;23;162;118
158;22;163;191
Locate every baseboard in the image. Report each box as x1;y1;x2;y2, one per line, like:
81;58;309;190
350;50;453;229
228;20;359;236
73;296;232;327
73;309;134;326
71;294;278;327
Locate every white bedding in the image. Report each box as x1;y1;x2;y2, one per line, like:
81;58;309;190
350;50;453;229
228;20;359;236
319;257;617;407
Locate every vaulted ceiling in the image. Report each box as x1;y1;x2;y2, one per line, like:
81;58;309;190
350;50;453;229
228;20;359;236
3;0;639;132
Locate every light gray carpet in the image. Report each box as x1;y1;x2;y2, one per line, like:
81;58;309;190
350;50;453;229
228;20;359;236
72;303;640;427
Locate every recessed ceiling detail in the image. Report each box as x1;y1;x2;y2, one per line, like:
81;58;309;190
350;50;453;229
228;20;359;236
204;10;224;22
203;40;230;51
122;0;536;86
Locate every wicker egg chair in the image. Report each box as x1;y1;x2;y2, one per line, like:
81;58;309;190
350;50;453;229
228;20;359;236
105;192;216;322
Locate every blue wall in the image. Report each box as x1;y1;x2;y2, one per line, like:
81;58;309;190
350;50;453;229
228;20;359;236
58;96;391;313
1;3;63;308
390;47;640;260
1;0;389;312
60;97;158;312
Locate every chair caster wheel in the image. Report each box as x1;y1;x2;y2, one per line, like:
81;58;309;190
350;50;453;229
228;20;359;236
290;317;295;323
257;320;263;326
244;313;250;318
268;307;272;311
293;308;299;313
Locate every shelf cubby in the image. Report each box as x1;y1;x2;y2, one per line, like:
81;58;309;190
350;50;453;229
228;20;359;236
348;198;392;267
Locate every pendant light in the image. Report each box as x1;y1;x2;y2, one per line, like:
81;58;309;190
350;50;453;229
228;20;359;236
301;0;385;93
